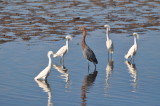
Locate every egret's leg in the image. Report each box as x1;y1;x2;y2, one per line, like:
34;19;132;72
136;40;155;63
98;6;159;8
88;62;90;72
62;56;64;64
60;56;64;65
108;52;109;61
111;53;113;59
60;58;62;64
129;57;132;63
60;57;63;65
132;56;135;64
94;64;96;71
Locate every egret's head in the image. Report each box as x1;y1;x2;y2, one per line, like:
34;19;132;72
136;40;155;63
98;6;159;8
65;35;72;40
104;24;110;31
48;51;54;56
133;32;139;39
78;26;86;31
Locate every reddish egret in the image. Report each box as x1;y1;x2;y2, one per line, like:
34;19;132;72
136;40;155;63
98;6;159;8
104;24;114;57
34;51;54;80
53;35;72;64
79;26;98;70
125;33;139;60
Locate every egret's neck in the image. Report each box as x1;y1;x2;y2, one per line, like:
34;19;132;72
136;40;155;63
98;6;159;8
81;30;87;50
134;36;137;45
106;28;109;40
66;39;69;48
48;54;52;67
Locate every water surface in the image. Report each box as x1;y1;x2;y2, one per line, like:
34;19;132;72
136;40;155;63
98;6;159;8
0;0;160;106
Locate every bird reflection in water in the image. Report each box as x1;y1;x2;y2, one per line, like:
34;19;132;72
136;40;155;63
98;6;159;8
53;64;70;88
105;58;114;95
81;71;98;106
34;80;53;106
125;61;138;92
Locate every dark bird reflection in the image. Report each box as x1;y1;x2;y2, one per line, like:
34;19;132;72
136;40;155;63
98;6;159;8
34;80;53;106
125;61;138;92
81;71;98;106
53;64;70;88
105;58;114;95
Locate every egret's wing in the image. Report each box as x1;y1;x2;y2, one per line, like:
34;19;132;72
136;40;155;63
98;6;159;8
106;40;114;53
125;45;135;59
55;45;67;56
84;46;98;64
35;66;50;80
109;40;114;53
106;40;110;49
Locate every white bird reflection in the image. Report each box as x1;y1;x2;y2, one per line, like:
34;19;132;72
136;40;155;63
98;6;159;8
53;64;70;88
34;80;53;106
81;71;98;106
125;60;138;92
105;58;114;95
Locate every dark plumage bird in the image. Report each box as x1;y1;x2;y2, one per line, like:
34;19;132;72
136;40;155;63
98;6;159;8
79;26;98;70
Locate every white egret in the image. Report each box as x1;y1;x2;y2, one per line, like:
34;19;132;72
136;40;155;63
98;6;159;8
104;24;114;56
34;51;54;80
125;33;139;60
53;35;72;64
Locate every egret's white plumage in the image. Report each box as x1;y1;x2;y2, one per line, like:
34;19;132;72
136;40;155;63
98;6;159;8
104;25;114;54
53;35;72;58
125;33;139;59
34;51;53;80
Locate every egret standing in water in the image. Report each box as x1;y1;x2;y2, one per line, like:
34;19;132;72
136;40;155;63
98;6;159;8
125;33;139;60
79;26;98;70
104;24;114;58
53;35;72;64
34;51;54;80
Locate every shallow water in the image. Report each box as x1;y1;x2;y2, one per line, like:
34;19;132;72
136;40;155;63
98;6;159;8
0;0;160;106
